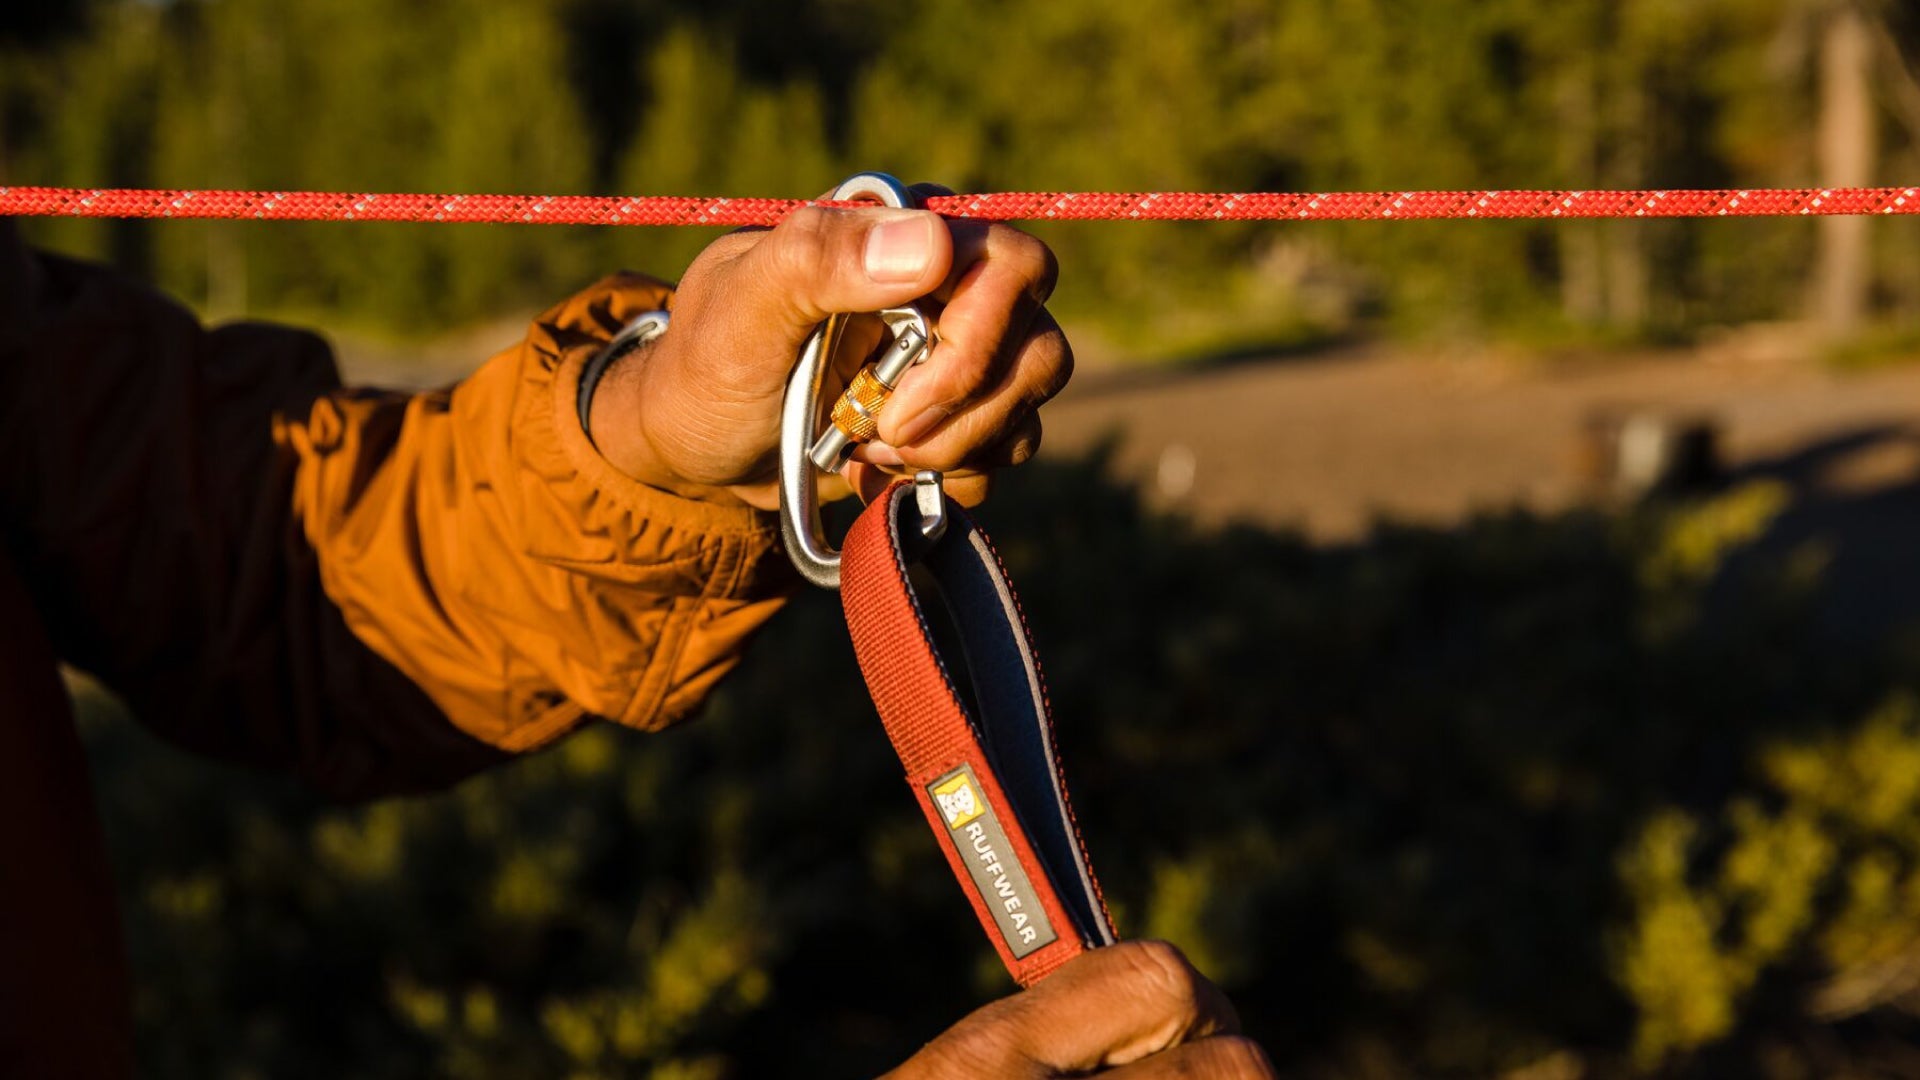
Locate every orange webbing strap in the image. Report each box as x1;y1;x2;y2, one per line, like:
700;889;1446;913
840;481;1115;986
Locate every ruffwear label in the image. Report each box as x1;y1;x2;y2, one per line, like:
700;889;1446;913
928;765;1058;958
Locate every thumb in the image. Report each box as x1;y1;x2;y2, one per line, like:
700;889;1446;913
734;206;952;337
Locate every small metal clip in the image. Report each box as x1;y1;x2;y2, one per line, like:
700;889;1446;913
913;470;948;542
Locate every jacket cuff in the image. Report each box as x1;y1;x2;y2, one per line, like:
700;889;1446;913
482;277;794;743
504;274;792;604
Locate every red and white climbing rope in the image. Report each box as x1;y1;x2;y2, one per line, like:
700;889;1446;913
2;184;1916;227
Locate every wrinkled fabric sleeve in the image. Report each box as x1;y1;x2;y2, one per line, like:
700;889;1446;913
0;221;791;799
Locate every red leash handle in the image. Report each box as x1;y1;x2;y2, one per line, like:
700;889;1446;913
840;482;1115;986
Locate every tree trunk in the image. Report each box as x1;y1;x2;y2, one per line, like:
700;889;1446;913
1605;77;1650;330
1559;55;1604;325
1815;3;1876;339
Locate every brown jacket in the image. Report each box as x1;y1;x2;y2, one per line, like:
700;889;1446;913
0;221;791;1076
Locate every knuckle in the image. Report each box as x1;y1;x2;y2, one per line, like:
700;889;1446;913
1030;239;1062;302
999;413;1042;466
994;225;1060;302
1008;425;1041;466
783;203;833;238
915;440;972;475
945;346;1003;402
772;205;836;281
1112;940;1205;1024
1027;326;1074;401
904;344;989;413
927;409;1013;471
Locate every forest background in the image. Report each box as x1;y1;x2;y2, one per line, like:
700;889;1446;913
11;1;1920;1077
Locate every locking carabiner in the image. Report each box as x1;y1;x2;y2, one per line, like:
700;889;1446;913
779;172;948;589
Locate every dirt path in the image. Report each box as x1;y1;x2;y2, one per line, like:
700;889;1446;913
1043;342;1920;540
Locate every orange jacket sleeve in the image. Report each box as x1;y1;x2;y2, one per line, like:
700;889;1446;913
0;221;791;798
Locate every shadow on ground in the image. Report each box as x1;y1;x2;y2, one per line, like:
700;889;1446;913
1727;422;1920;642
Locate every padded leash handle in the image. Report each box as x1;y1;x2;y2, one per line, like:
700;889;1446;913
841;481;1115;985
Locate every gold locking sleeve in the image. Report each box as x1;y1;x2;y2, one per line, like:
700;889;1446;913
828;365;893;443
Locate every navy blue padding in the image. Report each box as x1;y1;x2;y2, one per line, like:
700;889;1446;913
887;490;1112;948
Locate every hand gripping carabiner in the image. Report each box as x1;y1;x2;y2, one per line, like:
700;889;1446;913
779;172;947;589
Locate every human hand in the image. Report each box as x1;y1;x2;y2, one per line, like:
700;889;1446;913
586;190;1071;510
881;941;1274;1079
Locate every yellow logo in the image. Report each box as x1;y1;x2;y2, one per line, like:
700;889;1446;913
932;773;984;829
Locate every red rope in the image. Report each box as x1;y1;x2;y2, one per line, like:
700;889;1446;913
1;185;1915;226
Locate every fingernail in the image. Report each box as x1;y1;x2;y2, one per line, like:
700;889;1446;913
865;213;936;283
893;405;950;447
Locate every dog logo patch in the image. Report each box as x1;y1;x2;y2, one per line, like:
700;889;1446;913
932;772;985;829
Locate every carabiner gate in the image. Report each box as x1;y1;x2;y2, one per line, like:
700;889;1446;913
779;172;948;589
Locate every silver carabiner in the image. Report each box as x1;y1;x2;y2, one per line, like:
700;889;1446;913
779;171;948;589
